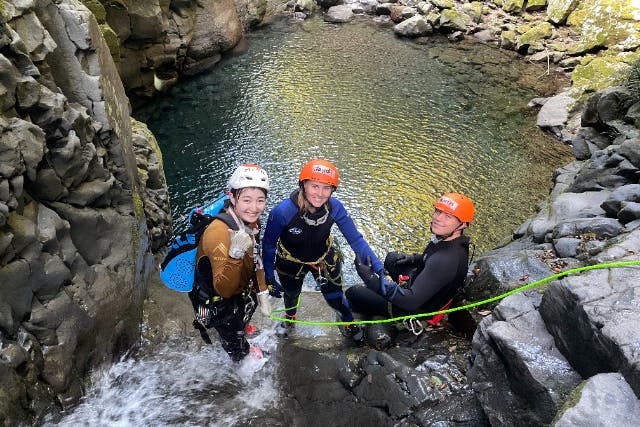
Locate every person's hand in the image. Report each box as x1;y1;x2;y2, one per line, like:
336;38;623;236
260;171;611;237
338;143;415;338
380;275;403;300
355;254;375;282
355;255;381;292
395;252;420;266
228;229;252;259
266;276;284;298
257;290;272;316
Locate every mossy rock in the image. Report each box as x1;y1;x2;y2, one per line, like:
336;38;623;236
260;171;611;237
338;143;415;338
502;0;525;13
571;51;640;100
517;21;554;51
501;30;517;49
525;0;547;11
430;0;454;9
547;0;580;25
131;118;163;166
567;0;640;52
80;0;107;24
462;1;484;23
439;8;473;31
99;24;120;63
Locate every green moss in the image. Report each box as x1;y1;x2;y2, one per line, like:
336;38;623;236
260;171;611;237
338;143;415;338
502;0;525;13
501;30;517;48
570;52;640;100
440;9;473;31
567;0;640;51
80;0;107;23
131;118;164;166
99;24;120;63
551;380;587;424
0;1;6;21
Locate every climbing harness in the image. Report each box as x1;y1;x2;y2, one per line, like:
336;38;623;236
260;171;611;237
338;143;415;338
276;236;344;290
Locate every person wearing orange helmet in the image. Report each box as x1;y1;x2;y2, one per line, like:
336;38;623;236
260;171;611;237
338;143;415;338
262;159;383;343
346;193;474;331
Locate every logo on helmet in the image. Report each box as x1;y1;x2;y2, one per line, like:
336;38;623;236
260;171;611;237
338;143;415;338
312;165;335;177
438;196;459;211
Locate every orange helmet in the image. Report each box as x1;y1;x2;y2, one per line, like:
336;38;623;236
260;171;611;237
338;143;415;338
298;159;339;188
434;193;475;223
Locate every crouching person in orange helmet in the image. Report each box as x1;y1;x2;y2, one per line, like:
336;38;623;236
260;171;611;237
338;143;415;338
346;193;474;343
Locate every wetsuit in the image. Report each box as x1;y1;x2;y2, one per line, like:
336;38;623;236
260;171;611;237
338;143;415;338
190;211;266;362
345;235;470;318
263;190;383;321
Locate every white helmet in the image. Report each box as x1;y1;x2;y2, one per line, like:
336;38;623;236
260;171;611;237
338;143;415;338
228;164;270;191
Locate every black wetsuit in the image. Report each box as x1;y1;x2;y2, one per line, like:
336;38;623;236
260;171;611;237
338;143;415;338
346;235;470;318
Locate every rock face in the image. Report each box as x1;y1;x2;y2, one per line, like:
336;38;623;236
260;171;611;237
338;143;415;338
0;0;170;423
95;0;267;101
466;86;640;424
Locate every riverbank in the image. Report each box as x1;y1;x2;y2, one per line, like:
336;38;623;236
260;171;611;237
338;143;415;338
291;0;640;136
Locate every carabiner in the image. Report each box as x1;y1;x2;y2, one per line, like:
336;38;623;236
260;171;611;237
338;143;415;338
403;318;424;336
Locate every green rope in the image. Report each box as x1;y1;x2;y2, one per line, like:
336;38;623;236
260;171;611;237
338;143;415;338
268;260;640;326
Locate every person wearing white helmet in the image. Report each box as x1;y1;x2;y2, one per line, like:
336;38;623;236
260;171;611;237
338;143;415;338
190;164;271;362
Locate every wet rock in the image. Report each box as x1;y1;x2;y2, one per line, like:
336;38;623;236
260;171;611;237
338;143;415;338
581;86;635;131
469;291;582;425
553;237;581;258
617;201;640;224
469;242;555;299
555;373;640;426
570;126;612;160
552;217;624;240
540;266;640;395
600;184;640;217
355;350;444;417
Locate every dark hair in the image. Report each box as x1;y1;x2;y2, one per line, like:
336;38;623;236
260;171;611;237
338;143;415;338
230;187;268;199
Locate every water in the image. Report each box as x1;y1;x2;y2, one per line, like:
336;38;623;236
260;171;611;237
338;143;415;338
55;14;574;425
45;328;280;426
137;15;572;262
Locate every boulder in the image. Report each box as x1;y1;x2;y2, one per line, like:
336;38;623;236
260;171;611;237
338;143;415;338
325;5;355;23
555;373;640;426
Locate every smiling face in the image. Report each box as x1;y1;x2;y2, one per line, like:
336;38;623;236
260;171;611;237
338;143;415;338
229;187;267;224
302;179;333;209
430;208;465;239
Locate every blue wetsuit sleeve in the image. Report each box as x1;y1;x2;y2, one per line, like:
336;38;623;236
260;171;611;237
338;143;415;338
330;198;384;273
262;201;296;279
390;250;458;311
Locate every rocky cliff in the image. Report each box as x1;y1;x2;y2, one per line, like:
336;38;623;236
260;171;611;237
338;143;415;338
0;0;171;423
83;0;267;101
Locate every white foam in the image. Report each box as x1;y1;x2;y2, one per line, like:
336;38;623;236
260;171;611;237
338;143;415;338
46;330;281;426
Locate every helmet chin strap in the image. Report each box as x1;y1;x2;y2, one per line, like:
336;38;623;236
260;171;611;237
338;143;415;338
430;223;465;242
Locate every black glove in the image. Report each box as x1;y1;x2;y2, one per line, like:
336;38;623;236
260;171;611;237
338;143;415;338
395;252;421;266
355;254;380;293
266;276;284;298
